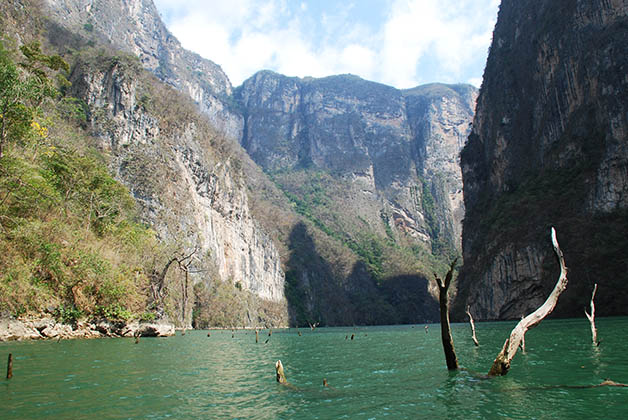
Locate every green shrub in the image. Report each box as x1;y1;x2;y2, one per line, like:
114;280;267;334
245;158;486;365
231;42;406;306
139;311;156;322
94;303;132;321
55;304;83;324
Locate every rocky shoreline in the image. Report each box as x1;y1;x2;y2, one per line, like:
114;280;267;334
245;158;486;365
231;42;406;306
0;318;175;341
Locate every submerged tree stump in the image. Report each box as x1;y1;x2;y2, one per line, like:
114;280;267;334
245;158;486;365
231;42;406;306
6;353;12;379
466;305;479;346
434;258;459;370
275;360;287;383
584;284;599;345
488;227;568;376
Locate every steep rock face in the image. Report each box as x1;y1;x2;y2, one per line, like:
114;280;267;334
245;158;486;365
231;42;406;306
68;54;286;326
404;84;478;245
237;71;477;251
456;0;628;320
44;0;243;140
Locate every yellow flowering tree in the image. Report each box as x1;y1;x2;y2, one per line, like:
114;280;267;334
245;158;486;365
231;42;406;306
0;41;67;158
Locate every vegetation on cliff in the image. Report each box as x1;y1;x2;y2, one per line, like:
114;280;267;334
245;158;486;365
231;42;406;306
0;40;160;322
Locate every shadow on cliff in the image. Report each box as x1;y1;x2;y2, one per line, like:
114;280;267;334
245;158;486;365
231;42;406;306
284;222;438;327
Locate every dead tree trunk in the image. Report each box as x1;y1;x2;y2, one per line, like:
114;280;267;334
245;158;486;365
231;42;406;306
488;227;568;376
275;360;287;383
584;283;598;345
466;305;479;346
434;258;459;370
6;353;12;379
151;247;198;321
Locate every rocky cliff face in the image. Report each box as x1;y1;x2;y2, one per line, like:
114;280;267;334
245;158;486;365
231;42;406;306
456;0;628;320
44;0;243;140
237;71;476;253
235;72;476;324
68;52;287;326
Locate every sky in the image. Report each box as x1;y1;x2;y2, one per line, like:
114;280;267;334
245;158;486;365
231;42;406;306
152;0;501;89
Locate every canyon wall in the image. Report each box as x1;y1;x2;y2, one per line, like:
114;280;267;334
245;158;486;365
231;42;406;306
456;0;628;320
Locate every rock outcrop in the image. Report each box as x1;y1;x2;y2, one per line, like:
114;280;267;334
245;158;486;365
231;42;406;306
44;0;243;140
456;0;628;320
0;318;175;341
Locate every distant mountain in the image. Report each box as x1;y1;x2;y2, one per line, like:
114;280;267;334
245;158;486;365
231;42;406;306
235;71;476;324
455;0;628;320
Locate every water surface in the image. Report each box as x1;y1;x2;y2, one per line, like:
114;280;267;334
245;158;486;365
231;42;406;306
2;317;627;419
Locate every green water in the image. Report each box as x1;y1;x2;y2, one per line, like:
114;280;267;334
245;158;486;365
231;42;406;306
1;317;627;419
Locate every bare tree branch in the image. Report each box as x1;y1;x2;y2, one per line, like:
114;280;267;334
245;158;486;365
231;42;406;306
466;305;479;346
584;283;598;345
488;227;568;376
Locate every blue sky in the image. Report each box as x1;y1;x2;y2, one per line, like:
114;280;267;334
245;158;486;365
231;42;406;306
153;0;500;89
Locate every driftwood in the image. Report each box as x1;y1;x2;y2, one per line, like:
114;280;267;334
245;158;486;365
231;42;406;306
584;283;599;345
434;258;459;370
488;227;568;376
466;305;479;346
6;353;12;379
275;360;287;383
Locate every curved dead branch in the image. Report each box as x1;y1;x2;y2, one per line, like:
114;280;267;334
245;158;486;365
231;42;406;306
488;227;568;376
466;305;479;346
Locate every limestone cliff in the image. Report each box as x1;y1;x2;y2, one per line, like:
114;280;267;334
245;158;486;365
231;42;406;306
456;0;628;320
237;71;476;254
68;52;287;327
44;0;243;140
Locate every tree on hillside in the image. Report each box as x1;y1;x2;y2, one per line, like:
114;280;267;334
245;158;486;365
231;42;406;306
0;41;68;158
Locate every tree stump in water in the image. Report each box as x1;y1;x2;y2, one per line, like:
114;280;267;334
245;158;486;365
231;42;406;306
585;284;599;345
488;228;568;376
275;360;287;383
6;353;12;379
434;258;459;370
466;305;479;346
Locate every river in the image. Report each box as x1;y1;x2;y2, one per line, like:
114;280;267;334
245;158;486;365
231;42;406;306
2;317;627;419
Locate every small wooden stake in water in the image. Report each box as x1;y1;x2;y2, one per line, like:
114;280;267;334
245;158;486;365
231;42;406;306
7;353;13;379
256;330;259;343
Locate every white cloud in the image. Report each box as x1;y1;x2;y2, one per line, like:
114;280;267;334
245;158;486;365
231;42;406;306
468;77;483;88
153;0;498;88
